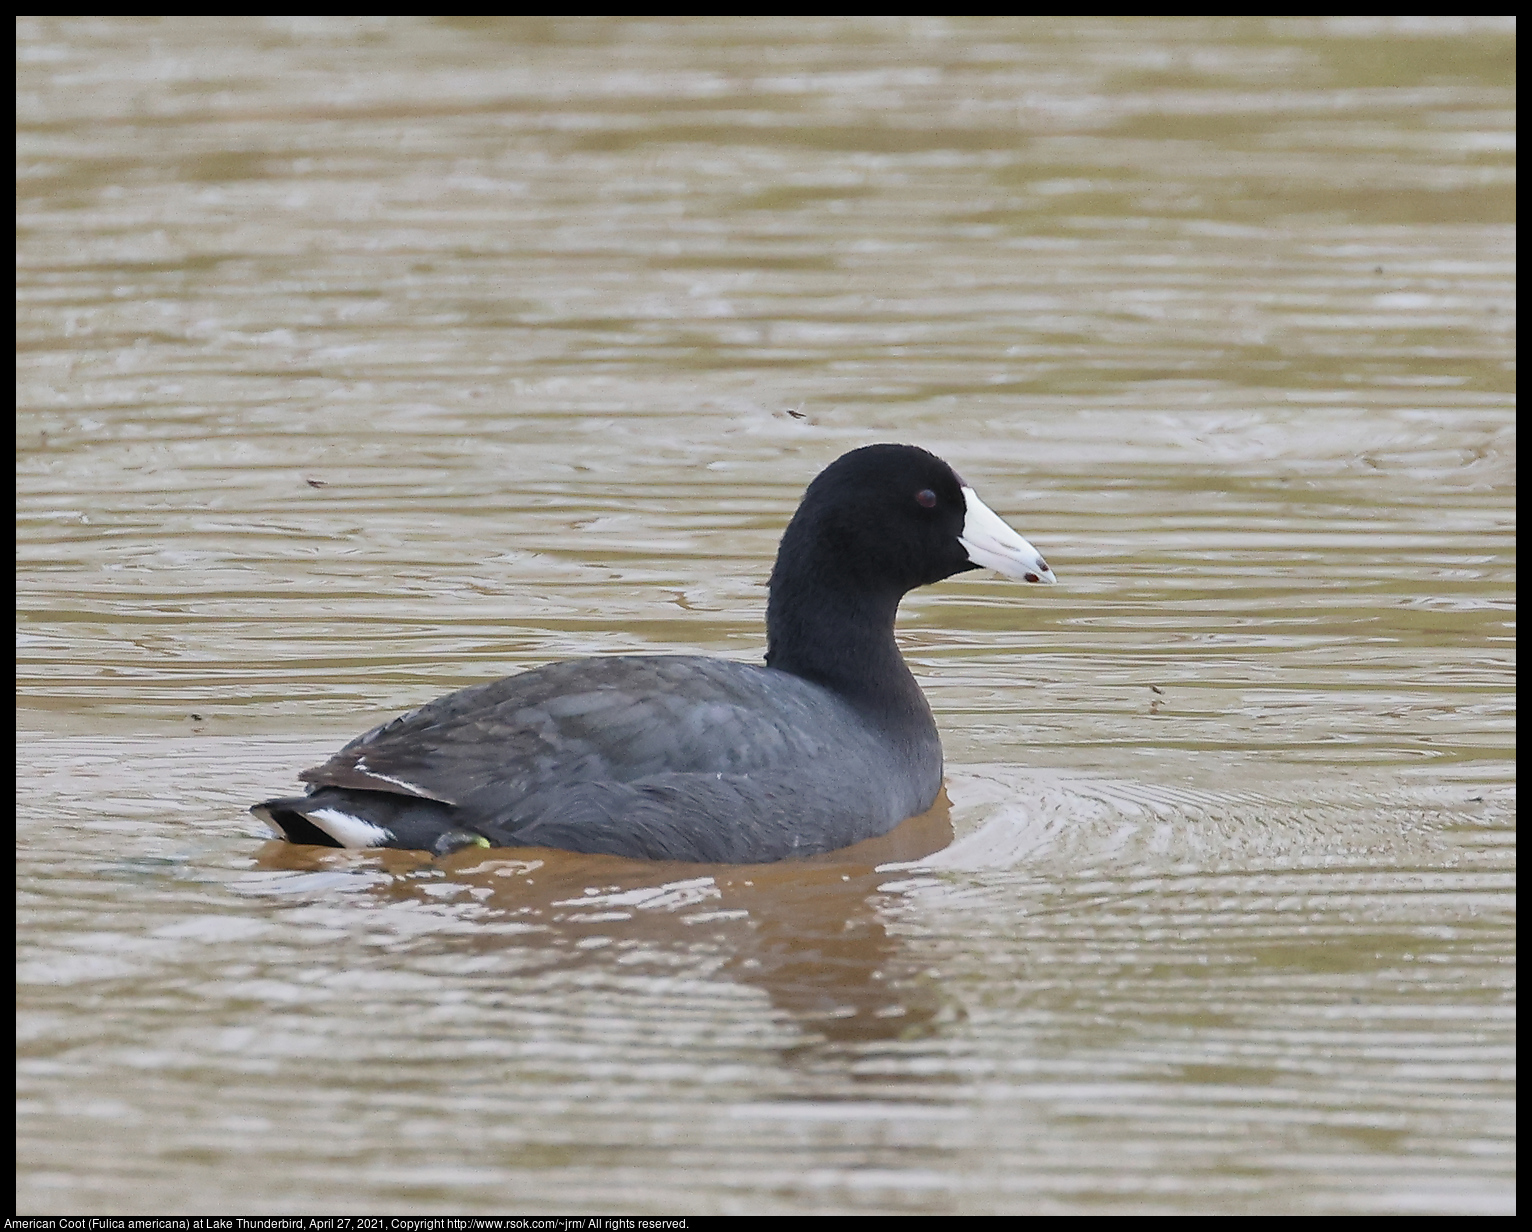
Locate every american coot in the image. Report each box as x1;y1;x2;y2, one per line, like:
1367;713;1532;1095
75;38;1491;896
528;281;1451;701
252;444;1055;863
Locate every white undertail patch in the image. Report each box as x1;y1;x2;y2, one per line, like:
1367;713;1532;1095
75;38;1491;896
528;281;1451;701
306;807;395;849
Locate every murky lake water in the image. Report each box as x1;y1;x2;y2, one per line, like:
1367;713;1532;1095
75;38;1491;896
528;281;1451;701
17;16;1514;1215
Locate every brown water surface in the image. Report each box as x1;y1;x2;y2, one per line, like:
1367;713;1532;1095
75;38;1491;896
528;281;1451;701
17;16;1514;1215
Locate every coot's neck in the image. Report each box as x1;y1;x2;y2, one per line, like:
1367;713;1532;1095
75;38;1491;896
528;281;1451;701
764;560;933;736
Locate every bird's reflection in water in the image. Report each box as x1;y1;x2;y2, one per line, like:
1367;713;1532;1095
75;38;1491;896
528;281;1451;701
253;792;956;1046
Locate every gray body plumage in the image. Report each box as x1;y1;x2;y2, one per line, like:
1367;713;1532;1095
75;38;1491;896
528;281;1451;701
255;654;941;862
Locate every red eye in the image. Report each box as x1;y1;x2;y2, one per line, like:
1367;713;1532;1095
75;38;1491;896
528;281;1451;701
916;489;937;508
